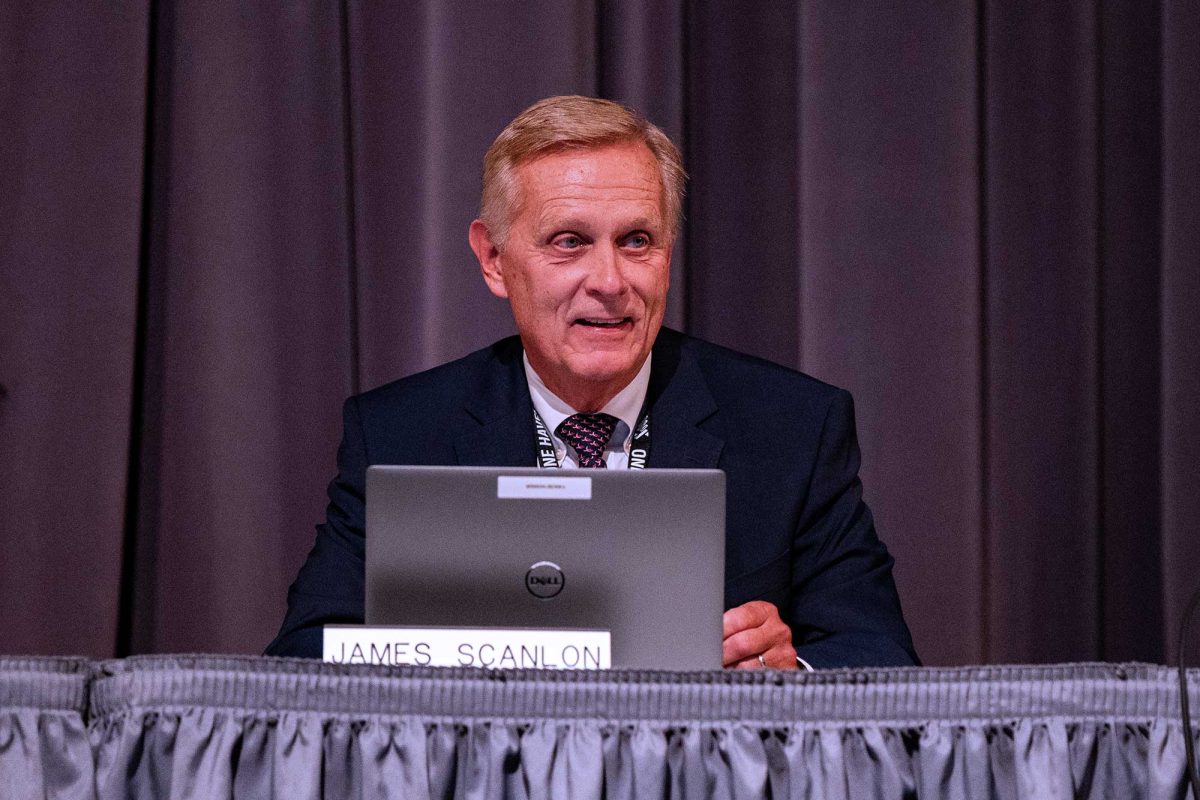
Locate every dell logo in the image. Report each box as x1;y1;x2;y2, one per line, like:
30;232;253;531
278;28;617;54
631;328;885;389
525;561;565;599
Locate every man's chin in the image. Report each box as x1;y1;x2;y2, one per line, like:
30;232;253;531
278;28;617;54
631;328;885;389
568;362;638;386
563;354;647;392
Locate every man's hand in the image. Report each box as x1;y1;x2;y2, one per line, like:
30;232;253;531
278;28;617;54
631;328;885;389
722;601;797;669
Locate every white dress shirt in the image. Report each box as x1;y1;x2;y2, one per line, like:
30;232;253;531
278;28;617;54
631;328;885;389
523;353;652;469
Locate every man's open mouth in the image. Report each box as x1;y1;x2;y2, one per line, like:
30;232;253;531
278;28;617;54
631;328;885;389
575;317;632;328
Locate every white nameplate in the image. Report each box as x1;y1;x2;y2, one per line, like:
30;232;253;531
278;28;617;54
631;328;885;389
323;626;611;669
497;475;592;500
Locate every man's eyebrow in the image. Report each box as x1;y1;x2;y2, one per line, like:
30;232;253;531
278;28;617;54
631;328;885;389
535;216;661;234
536;216;590;233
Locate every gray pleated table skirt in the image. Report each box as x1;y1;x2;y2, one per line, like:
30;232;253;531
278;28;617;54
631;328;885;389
2;655;1197;799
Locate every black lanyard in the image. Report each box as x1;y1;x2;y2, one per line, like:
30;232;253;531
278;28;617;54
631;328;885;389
531;408;651;469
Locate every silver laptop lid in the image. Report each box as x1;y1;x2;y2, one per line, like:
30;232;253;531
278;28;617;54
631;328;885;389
365;465;726;670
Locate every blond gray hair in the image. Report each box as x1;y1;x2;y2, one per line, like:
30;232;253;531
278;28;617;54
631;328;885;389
480;95;686;248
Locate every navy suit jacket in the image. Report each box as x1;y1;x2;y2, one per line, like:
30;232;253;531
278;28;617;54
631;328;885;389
267;328;918;667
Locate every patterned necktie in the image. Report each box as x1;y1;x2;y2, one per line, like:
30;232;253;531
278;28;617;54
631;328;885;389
555;413;619;468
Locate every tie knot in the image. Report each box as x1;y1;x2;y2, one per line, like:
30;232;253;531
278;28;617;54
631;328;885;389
555;413;619;468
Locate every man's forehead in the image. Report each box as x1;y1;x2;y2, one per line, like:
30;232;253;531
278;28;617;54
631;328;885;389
514;143;667;221
517;142;657;181
530;194;665;232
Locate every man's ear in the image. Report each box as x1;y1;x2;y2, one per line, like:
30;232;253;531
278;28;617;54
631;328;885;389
469;219;508;299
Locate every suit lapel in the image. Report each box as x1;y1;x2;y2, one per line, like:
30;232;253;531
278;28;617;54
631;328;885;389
454;338;538;467
644;331;724;468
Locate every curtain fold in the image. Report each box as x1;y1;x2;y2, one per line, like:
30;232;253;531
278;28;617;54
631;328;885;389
0;1;147;659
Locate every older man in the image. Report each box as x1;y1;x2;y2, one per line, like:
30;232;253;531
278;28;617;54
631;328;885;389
267;96;917;669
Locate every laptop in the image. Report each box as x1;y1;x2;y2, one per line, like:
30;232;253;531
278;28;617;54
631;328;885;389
364;465;726;670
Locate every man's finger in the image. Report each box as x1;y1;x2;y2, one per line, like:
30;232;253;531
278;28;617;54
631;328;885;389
759;645;799;670
722;601;774;637
730;654;763;669
722;628;767;666
728;645;801;670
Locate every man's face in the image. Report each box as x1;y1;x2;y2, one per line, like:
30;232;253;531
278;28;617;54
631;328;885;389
471;141;672;409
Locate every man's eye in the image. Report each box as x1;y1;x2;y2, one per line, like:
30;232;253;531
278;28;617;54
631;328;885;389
624;233;651;249
553;234;584;249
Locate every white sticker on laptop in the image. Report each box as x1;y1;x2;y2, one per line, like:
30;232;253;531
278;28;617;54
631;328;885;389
497;475;592;500
323;626;610;669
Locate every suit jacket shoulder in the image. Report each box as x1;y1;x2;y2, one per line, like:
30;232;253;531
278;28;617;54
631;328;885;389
350;335;533;468
356;335;522;412
672;330;846;415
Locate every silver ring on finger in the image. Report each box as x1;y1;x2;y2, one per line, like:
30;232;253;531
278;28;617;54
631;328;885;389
758;654;767;668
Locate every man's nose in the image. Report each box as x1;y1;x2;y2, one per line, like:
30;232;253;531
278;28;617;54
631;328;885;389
583;243;627;295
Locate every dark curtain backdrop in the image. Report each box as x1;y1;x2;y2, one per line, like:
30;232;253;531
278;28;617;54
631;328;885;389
1;1;1197;666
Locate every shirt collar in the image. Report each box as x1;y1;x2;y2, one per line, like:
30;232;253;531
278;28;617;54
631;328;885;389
523;352;652;448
